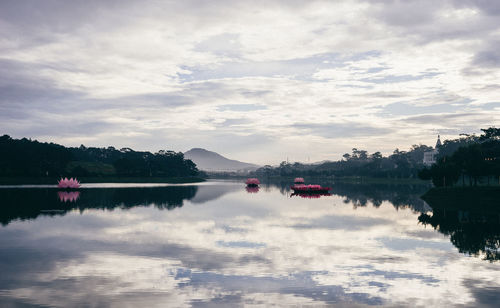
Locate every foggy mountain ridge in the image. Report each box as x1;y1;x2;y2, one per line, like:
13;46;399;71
184;148;260;172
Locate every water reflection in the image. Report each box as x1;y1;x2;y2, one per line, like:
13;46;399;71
262;180;431;212
245;186;260;193
290;192;331;198
419;189;500;262
0;182;499;307
0;186;197;226
57;191;81;202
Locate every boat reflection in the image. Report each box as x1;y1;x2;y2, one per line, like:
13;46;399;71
290;192;331;199
245;186;260;193
57;191;80;202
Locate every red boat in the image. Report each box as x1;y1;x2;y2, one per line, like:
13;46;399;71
294;177;305;184
291;177;330;194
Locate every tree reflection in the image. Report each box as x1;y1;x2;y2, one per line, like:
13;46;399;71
0;186;197;226
420;189;500;262
263;180;430;212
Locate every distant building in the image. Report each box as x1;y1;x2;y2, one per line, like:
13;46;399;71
423;135;441;166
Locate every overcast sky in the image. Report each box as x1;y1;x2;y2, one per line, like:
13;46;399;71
1;0;499;164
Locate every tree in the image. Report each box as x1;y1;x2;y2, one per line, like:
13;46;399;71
0;135;200;179
479;127;500;141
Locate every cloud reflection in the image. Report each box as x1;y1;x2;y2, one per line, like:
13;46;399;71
0;182;499;307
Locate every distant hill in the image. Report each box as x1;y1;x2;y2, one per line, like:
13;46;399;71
184;148;259;172
311;160;333;165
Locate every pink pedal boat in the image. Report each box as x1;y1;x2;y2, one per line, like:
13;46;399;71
291;177;330;194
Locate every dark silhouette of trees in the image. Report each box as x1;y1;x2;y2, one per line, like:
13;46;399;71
253;144;432;179
251;127;499;183
418;157;461;187
0;135;199;179
0;135;72;177
418;127;500;187
479;127;500;142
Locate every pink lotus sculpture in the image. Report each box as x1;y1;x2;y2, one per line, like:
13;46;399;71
245;178;260;187
58;191;81;202
57;177;81;189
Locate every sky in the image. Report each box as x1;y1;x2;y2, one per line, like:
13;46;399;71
1;0;499;165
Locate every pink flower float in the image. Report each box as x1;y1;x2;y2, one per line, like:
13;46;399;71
57;177;81;189
245;178;260;187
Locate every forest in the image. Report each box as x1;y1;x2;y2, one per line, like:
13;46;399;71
252;127;500;185
418;128;500;187
252;145;432;179
0;135;200;179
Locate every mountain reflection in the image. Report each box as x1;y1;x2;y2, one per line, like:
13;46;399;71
420;189;500;262
0;186;197;226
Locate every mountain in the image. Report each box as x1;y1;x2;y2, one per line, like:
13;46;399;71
184;148;259;172
311;160;333;165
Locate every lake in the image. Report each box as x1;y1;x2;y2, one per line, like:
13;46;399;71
0;180;499;307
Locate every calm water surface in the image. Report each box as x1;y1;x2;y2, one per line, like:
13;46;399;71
0;181;499;307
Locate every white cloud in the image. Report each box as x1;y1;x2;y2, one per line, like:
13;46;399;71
0;0;499;164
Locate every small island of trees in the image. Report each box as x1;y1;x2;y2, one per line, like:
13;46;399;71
0;135;202;184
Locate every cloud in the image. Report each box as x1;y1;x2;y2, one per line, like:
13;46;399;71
291;123;393;138
0;0;499;164
217;104;267;112
380;102;463;116
465;0;500;15
471;40;500;68
291;215;391;230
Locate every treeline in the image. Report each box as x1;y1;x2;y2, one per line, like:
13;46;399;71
253;145;433;179
252;127;500;184
0;135;200;178
418;128;500;187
